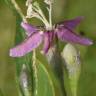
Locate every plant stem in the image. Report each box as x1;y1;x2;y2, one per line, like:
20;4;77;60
32;50;38;96
11;0;27;22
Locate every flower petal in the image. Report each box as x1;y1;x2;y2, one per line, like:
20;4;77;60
42;31;54;54
56;26;93;45
21;22;38;36
42;32;50;54
59;16;84;30
10;32;43;57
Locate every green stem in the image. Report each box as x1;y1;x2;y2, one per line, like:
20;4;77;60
32;50;38;96
36;59;55;96
11;0;27;22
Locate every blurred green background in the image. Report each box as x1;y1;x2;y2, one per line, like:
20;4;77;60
0;0;96;96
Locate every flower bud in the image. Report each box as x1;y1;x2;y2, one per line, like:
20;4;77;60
61;43;81;96
46;45;64;79
19;64;32;96
46;45;67;95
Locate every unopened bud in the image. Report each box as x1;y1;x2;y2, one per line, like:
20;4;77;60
46;45;66;95
46;45;63;78
46;45;63;79
20;64;28;88
19;64;32;96
61;43;81;96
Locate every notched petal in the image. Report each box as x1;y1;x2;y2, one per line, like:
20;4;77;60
21;22;38;36
56;26;93;46
10;32;43;57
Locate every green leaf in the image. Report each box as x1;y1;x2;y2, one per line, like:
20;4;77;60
36;59;64;96
36;60;55;96
0;89;4;96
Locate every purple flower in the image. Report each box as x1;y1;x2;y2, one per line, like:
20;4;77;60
10;16;93;57
10;32;43;57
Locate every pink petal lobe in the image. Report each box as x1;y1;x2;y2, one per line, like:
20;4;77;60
21;22;38;36
59;16;84;30
42;31;54;54
43;32;50;54
56;26;93;46
10;32;43;57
